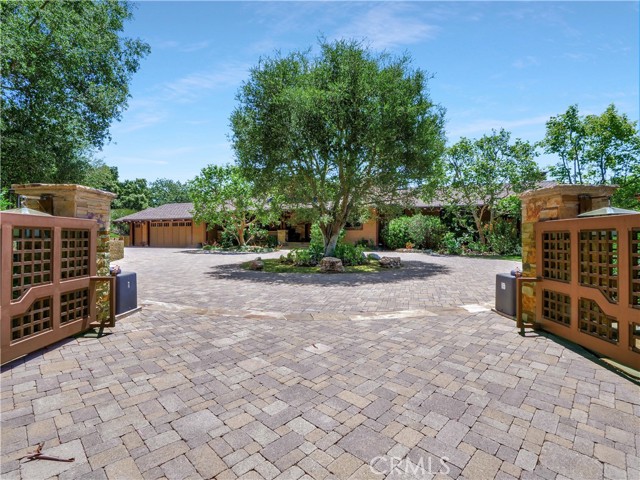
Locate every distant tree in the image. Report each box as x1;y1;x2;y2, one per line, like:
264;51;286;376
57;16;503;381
231;39;446;255
611;163;640;210
83;160;120;194
441;129;544;246
542;105;587;184
543;104;640;208
148;178;191;207
583;105;640;186
189;165;282;247
114;178;149;211
0;0;149;190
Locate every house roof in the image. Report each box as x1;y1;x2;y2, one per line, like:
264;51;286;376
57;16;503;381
115;180;560;222
115;203;195;222
411;180;560;208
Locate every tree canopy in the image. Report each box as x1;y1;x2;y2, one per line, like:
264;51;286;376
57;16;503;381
1;0;149;190
148;179;191;207
543;104;640;208
231;39;446;255
441;129;544;245
189;165;282;247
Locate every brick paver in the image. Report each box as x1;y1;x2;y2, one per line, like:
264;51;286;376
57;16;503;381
1;248;639;479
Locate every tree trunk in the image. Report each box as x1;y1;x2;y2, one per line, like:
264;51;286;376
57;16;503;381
237;221;246;246
473;211;485;246
324;233;340;256
319;223;342;256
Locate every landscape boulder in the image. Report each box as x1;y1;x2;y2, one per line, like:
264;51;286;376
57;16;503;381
379;256;401;268
367;253;381;261
248;257;264;271
320;257;345;273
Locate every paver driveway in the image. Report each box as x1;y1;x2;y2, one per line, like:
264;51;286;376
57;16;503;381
1;248;638;480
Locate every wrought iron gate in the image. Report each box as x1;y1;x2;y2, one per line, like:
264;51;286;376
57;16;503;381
1;212;113;364
532;213;640;368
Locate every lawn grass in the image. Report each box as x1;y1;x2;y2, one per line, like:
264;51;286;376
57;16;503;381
242;259;383;273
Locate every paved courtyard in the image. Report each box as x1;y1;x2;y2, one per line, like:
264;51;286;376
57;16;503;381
1;249;639;480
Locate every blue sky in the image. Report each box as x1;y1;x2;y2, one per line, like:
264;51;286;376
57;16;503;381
102;1;639;182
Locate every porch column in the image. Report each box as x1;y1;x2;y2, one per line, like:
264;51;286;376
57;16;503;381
519;184;616;323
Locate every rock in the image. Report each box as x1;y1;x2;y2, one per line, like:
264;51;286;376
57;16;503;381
248;258;264;270
320;257;345;273
379;256;401;268
367;253;381;260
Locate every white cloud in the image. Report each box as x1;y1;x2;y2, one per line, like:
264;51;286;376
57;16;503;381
163;63;250;102
449;115;551;138
334;4;439;50
512;56;540;69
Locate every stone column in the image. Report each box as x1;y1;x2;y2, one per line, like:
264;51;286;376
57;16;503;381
519;184;616;323
12;184;117;322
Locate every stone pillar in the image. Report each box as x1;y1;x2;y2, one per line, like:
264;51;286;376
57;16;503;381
519;184;617;323
12;184;117;322
277;229;287;245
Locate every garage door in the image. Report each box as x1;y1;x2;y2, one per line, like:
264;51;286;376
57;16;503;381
150;221;193;247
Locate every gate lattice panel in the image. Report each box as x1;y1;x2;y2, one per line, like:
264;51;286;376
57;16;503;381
1;213;101;364
535;214;640;369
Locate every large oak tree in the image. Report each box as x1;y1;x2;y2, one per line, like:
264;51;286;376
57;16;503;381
1;0;149;190
231;39;446;255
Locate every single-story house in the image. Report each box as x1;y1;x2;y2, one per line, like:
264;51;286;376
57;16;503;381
115;204;380;248
115;180;560;248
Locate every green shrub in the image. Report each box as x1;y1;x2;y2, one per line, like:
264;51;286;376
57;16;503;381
441;232;463;255
381;217;412;249
265;234;279;248
280;248;323;266
407;215;446;250
220;230;235;248
333;243;367;266
486;219;521;255
382;215;446;250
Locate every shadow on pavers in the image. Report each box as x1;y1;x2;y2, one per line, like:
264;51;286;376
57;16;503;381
202;260;450;286
520;329;640;386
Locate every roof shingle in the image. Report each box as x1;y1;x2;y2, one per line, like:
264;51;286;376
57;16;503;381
115;203;195;222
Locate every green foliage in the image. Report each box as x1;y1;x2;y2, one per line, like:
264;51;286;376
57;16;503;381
495;195;522;219
543;104;640;206
441;232;463;255
408;215;447;250
111;208;136;221
231;38;446;255
148;178;190;207
189;164;282;247
253;258;381;274
611;162;640;210
83;159;120;194
113;179;150;211
1;0;149;190
382;215;447;250
381;217;412;249
441;129;543;246
0;188;13;210
485;219;521;256
333;243;367;266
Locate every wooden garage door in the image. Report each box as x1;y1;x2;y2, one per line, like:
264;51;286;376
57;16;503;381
150;221;193;247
